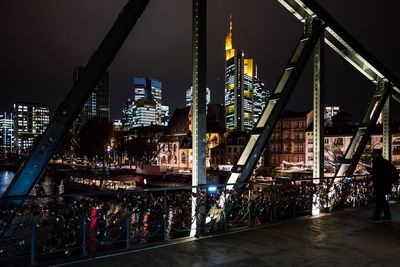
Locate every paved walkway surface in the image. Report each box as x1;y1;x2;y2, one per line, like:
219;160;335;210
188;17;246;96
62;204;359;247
62;203;400;267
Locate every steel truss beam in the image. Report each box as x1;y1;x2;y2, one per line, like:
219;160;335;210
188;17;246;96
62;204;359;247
226;20;324;190
277;0;400;178
335;83;392;177
382;81;392;161
277;0;400;101
4;0;150;200
278;0;400;177
313;29;324;180
191;0;207;187
191;0;207;237
225;0;400;194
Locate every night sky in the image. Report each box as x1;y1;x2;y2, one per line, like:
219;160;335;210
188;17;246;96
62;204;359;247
0;0;399;122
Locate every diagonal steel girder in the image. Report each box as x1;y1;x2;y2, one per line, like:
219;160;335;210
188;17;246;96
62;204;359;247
277;0;400;102
277;0;400;177
226;20;324;191
3;0;150;200
335;83;392;177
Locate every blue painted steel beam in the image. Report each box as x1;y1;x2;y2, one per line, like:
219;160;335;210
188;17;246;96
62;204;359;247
4;0;149;200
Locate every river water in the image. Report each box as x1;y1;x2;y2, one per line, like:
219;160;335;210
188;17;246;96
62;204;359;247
0;170;15;194
0;170;60;195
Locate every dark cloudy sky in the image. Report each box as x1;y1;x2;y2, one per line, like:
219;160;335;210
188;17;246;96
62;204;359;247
0;0;399;122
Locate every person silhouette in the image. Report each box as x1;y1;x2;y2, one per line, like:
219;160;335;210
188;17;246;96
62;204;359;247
370;149;392;221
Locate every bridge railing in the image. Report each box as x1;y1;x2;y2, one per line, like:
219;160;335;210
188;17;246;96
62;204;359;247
0;174;398;266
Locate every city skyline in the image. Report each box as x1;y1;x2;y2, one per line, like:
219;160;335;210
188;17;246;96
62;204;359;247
0;0;399;122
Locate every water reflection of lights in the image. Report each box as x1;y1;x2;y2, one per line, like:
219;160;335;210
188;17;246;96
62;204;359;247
0;171;15;194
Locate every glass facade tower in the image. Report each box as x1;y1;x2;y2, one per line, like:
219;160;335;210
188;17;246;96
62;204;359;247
13;102;50;153
224;16;254;132
185;86;210;107
73;66;110;121
0;112;14;153
122;77;169;128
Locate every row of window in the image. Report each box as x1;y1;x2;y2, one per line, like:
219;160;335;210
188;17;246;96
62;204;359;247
270;132;304;140
160;152;190;165
270;145;304;152
275;121;305;129
270;156;304;165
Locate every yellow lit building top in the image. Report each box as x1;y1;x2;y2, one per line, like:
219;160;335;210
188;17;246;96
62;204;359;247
244;59;253;77
225;15;235;60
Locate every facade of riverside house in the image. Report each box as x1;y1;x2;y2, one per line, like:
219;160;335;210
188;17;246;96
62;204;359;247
265;111;312;169
157;107;192;173
156;106;225;173
305;112;400;174
210;131;250;169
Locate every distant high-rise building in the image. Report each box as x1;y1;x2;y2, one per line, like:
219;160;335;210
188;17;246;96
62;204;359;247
325;106;340;120
160;104;170;126
122;98;134;127
325;106;340;126
122;77;169;128
133;77;163;123
186;86;211;107
253;66;270;124
0;112;14;153
225;16;254;132
113;119;123;132
132;99;157;127
13;102;50;153
73;66;110;121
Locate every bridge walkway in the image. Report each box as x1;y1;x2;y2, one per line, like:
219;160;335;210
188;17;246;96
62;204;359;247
58;202;400;267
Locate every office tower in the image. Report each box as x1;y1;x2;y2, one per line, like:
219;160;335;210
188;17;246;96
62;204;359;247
225;16;254;132
133;77;162;121
132;99;157;127
73;66;110;121
160;104;170;126
0;112;14;153
185;86;211;107
325;106;340;120
325;106;340;126
253;66;270;124
122;76;169;128
113;120;123;132
122;98;134;127
13;102;50;153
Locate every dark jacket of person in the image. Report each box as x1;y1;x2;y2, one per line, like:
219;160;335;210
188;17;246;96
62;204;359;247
372;155;391;194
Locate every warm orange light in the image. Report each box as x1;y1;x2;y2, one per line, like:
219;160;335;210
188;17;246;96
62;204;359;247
227;105;235;113
244;59;253;76
225;15;234;60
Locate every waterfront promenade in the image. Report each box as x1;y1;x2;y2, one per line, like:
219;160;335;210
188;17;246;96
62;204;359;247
59;202;400;267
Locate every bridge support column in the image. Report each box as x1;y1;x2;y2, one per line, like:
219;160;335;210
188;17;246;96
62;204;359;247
380;79;392;161
191;0;207;237
312;21;324;215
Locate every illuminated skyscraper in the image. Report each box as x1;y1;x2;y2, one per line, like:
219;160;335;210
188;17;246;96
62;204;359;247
325;106;340;120
185;86;210;107
225;16;254;132
133;77;161;107
122;98;134;127
122;77;169;128
0;112;14;153
73;66;110;121
13;102;50;153
160;104;170;126
253;65;270;124
132;99;157;127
